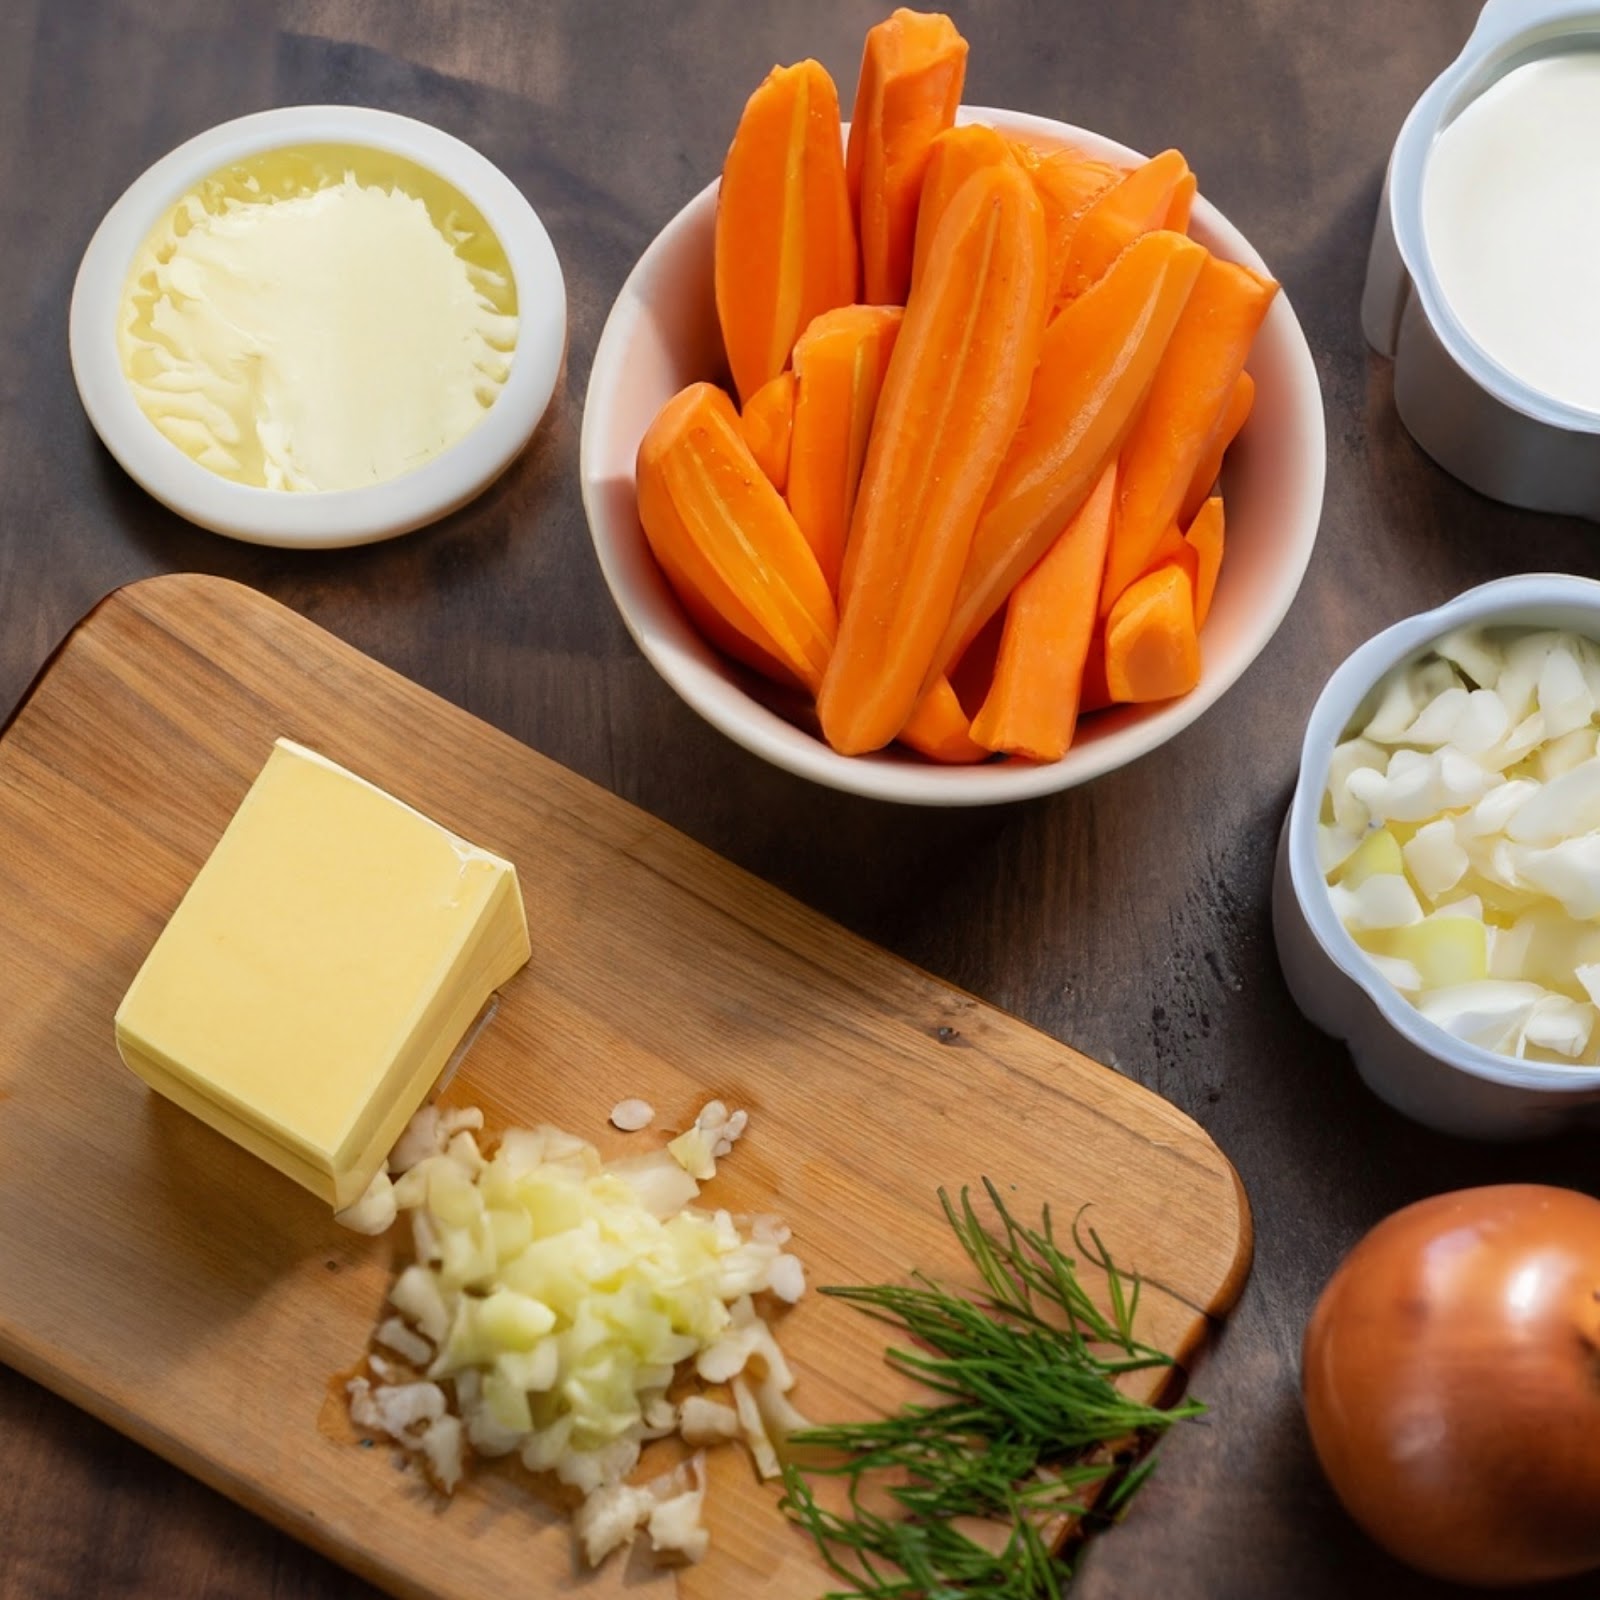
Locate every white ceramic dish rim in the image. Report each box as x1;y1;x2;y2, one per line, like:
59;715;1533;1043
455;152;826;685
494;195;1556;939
580;105;1326;806
69;105;568;549
1287;572;1600;1093
1386;0;1600;435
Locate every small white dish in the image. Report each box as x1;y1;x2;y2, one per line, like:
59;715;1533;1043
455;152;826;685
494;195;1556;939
580;107;1325;806
1274;574;1600;1139
70;106;566;548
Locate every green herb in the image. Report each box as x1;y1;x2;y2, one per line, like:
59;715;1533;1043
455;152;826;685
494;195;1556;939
779;1180;1204;1598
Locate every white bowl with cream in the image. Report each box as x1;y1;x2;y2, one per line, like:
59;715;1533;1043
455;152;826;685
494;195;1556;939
70;106;566;547
1363;0;1600;518
1275;575;1600;1140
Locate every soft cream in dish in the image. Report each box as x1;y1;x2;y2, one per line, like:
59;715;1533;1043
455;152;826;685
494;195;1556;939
118;143;518;492
1323;625;1600;1065
70;106;566;547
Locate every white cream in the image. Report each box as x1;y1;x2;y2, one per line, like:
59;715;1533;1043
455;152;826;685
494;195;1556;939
1421;52;1600;415
119;148;518;492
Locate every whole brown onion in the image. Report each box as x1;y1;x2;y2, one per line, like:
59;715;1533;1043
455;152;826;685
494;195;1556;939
1302;1184;1600;1587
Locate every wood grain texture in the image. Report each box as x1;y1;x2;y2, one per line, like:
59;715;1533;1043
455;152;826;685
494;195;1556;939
6;4;1600;1598
0;574;1248;1600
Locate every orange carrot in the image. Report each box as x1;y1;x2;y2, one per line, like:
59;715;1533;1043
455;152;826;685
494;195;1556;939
949;607;1005;718
970;461;1117;761
637;383;837;693
1105;564;1201;702
740;371;796;492
847;8;968;304
1178;370;1254;526
1054;149;1191;305
818;162;1049;756
928;228;1207;685
716;60;857;404
897;675;991;763
1017;144;1120;303
1165;170;1198;233
1139;521;1201;592
786;304;903;592
1098;256;1277;614
1185;496;1225;628
911;123;1015;291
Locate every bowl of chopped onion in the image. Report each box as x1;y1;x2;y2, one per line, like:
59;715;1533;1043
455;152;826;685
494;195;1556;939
1275;573;1600;1138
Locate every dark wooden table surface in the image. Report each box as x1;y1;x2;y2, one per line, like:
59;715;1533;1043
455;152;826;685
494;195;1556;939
3;2;1596;1597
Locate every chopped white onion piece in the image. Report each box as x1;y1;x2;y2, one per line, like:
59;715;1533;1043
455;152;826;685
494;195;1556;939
1329;873;1424;931
1402;819;1468;899
610;1098;656;1132
335;1169;398;1235
375;1316;433;1366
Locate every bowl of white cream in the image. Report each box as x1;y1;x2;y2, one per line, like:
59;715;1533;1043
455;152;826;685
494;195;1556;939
70;106;566;547
1275;574;1600;1140
1362;0;1600;520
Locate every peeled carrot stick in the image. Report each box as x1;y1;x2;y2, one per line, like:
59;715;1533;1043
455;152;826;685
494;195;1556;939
637;383;837;693
1098;256;1277;614
740;371;796;492
818;162;1049;756
897;675;990;763
928;228;1206;685
716;60;857;404
1185;496;1225;628
1139;522;1200;593
1016;144;1120;303
1054;149;1190;305
1166;170;1198;233
1178;370;1254;526
970;461;1117;761
1105;564;1201;702
786;304;903;593
847;8;968;304
911;124;1015;291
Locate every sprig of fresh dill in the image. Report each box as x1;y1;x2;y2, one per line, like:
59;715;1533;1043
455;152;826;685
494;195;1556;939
778;1180;1204;1598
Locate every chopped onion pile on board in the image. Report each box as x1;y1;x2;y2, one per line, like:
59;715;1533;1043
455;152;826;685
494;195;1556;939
1322;626;1600;1064
344;1101;806;1568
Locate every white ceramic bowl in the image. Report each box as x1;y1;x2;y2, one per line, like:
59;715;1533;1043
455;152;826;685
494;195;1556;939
580;106;1325;805
70;106;567;548
1274;574;1600;1139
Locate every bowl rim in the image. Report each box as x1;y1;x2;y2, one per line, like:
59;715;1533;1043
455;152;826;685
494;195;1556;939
1287;572;1600;1092
69;104;568;549
580;105;1327;806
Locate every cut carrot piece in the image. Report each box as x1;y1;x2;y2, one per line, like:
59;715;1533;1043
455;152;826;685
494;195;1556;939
1105;564;1201;702
818;162;1049;756
911;123;1015;291
787;304;903;593
929;228;1206;684
847;8;968;304
1185;495;1225;629
897;675;990;763
1140;522;1200;592
1079;620;1112;714
1179;370;1254;526
716;60;857;404
1054;149;1190;305
970;461;1117;761
1017;144;1120;303
1099;256;1277;615
740;371;796;492
949;607;1005;719
637;383;837;693
1165;170;1198;233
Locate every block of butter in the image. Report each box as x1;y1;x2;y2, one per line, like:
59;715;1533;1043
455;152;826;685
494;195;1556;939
115;739;530;1208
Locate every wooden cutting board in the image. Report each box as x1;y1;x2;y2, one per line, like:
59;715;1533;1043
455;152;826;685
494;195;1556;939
0;574;1250;1599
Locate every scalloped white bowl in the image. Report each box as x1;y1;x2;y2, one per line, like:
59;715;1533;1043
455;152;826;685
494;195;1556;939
581;107;1325;805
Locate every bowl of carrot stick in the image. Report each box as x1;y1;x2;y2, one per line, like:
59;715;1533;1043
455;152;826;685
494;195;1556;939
580;9;1325;806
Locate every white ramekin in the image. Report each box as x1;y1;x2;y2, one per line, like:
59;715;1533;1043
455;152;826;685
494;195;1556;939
1275;574;1600;1139
70;106;567;548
